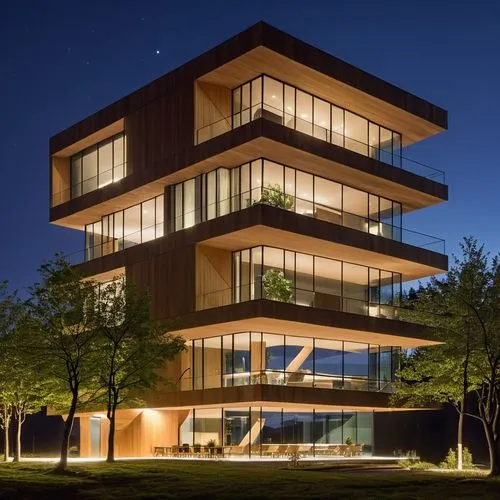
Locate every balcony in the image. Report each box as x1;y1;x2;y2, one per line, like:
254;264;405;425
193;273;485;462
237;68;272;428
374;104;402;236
197;282;401;321
174;187;445;255
180;331;398;395
194;74;445;183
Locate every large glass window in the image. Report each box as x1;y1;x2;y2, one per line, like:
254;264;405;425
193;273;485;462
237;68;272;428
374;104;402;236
70;132;127;199
85;194;164;260
179;407;374;456
230;76;403;167
182;333;399;394
232;245;402;319
168;159;406;248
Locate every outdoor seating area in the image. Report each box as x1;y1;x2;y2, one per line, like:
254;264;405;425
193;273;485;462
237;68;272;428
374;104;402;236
152;443;363;459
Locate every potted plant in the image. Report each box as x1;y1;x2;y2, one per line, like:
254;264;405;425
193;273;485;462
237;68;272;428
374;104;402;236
259;184;295;210
262;269;293;303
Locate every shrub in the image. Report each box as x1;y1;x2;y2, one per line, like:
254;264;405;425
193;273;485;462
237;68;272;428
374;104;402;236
398;459;435;470
439;447;475;469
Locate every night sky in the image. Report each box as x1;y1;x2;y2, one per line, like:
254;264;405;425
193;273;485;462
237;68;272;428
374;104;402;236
2;0;499;292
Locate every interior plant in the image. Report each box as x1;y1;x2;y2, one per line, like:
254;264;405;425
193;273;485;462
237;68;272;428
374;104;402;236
262;269;293;303
345;436;353;446
258;184;295;210
206;439;217;448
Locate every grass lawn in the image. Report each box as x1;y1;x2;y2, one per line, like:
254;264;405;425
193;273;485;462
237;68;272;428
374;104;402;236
0;460;498;499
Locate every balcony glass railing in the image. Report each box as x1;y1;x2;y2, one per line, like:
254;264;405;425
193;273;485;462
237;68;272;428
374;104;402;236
173;188;446;254
195;104;445;183
51;162;128;207
196;282;401;320
187;372;395;393
68;188;444;267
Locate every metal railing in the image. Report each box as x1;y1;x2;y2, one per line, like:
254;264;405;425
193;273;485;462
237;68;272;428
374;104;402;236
196;282;401;320
195;103;445;183
51;162;128;207
67;186;444;268
183;371;395;393
173;187;446;254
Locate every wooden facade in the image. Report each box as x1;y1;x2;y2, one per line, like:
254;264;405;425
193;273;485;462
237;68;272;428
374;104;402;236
49;22;448;458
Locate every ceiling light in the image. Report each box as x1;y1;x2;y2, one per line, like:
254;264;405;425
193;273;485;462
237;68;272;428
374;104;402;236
320;121;326;126
286;106;292;111
271;95;276;99
301;113;307;119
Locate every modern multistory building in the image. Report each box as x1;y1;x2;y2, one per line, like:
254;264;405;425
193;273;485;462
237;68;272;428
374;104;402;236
49;22;448;459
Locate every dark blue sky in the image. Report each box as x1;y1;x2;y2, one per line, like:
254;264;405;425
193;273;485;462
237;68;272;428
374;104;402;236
2;0;499;291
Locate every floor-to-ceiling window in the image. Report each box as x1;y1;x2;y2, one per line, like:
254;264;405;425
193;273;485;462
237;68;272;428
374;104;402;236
70;132;127;199
231;245;402;318
85;194;163;260
178;407;374;457
231;75;402;168
168;159;405;244
178;331;401;394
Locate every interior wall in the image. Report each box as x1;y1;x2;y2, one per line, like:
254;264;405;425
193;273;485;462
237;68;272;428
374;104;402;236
114;409;180;457
194;81;232;142
51;156;70;205
196;245;232;309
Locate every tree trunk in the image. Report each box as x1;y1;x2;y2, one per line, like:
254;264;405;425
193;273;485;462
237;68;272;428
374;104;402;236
482;420;500;476
457;410;463;470
14;417;22;463
56;389;78;471
106;404;116;463
3;418;9;462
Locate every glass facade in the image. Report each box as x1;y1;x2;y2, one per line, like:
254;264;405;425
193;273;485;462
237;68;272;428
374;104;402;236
168;159;402;241
180;331;400;393
85;195;164;260
231;75;402;167
178;407;374;456
229;246;402;319
70;132;127;199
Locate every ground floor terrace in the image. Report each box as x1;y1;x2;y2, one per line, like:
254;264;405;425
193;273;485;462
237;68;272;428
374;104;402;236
79;405;380;460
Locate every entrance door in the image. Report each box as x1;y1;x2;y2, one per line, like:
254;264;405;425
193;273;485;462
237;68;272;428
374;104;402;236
90;417;101;457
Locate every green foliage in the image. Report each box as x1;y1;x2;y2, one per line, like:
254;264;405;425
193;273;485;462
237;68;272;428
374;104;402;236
439;448;475;469
398;459;435;470
206;439;217;448
258;184;295;210
391;237;500;475
345;436;353;446
262;269;293;303
440;448;458;469
92;275;185;460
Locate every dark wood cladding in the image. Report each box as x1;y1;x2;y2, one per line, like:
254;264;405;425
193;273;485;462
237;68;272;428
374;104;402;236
74;203;446;321
189;119;448;199
50;21;446;156
76;238;196;319
172;299;438;345
125;87;194;175
154;384;390;410
50;118;448;224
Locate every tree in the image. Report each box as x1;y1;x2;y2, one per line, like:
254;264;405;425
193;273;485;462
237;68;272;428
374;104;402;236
393;237;500;475
94;276;185;462
0;281;19;461
28;256;102;471
0;318;62;462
